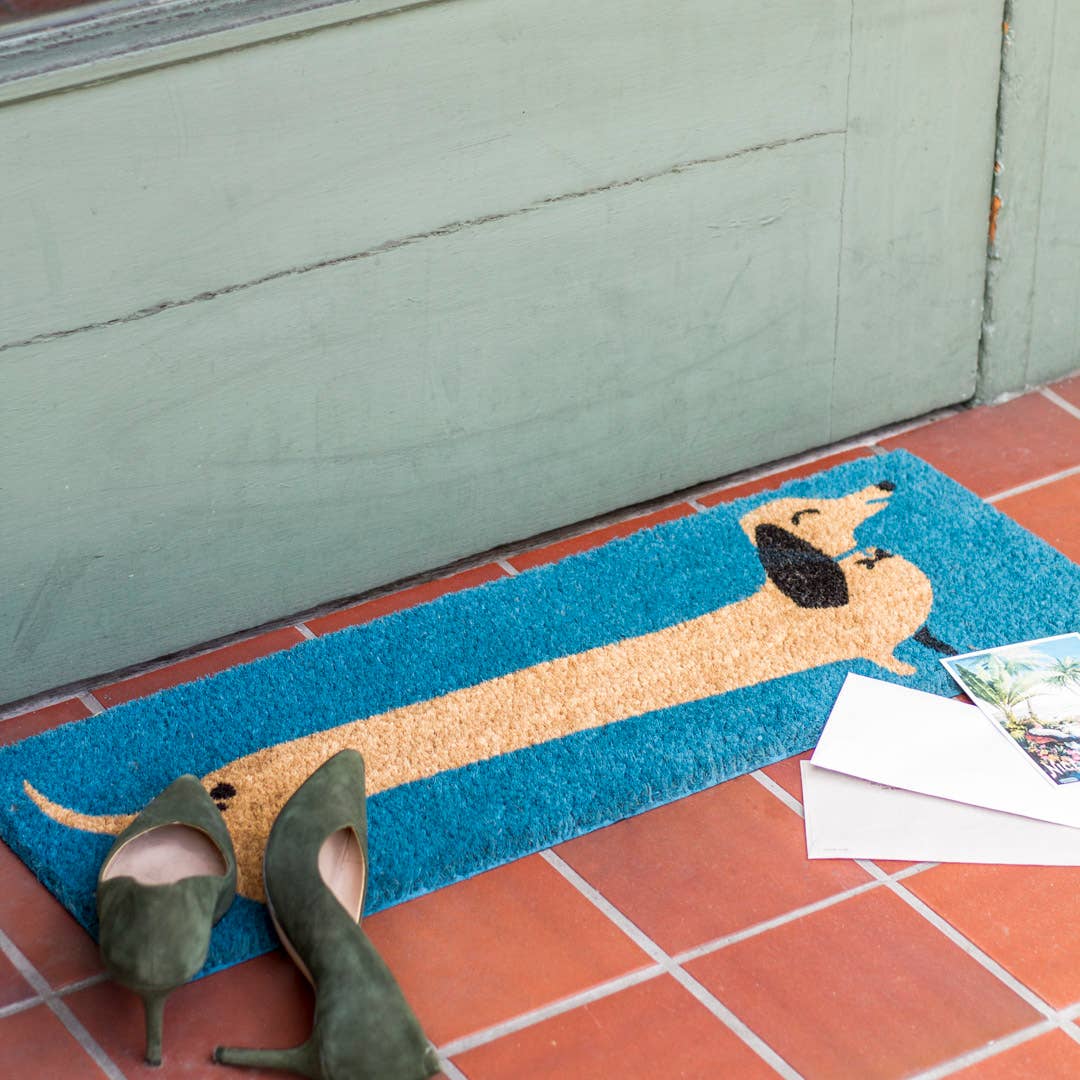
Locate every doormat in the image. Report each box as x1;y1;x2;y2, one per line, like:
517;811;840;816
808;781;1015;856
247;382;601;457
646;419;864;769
1;450;1077;974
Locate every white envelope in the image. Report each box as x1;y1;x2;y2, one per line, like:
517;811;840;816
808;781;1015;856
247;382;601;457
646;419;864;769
803;673;1080;864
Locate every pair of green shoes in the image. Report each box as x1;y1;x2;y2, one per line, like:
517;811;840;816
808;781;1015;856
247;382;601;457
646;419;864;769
95;749;441;1079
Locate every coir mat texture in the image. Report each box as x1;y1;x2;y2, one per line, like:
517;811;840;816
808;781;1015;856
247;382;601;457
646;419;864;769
1;450;1078;974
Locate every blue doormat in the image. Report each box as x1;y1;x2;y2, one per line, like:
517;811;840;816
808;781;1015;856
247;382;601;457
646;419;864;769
1;450;1077;974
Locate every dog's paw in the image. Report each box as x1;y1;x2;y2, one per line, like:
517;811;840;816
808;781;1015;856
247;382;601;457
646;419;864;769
877;654;917;677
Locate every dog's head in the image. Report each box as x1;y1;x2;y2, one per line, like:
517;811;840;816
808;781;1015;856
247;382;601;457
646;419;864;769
739;482;896;609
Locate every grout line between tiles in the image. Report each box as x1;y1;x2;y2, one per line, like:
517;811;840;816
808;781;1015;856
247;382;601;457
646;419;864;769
77;691;104;716
437;964;665;1058
438;1054;470;1079
38;994;126;1080
495;559;519;576
906;1017;1058;1080
887;861;941;880
532;854;670;970
538;850;804;1080
56;972;110;997
986;461;1080;503
750;768;804;818
687;497;708;513
1041;386;1080;422
0;993;43;1020
665;962;803;1080
294;623;316;640
0;972;109;1020
0;927;125;1080
671;878;884;965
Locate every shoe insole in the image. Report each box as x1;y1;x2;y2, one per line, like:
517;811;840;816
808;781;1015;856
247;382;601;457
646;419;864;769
318;827;366;923
101;824;227;885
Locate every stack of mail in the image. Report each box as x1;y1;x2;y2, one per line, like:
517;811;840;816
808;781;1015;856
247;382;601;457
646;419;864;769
803;674;1080;865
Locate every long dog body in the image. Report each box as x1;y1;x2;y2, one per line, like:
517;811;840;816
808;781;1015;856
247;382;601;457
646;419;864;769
26;482;934;899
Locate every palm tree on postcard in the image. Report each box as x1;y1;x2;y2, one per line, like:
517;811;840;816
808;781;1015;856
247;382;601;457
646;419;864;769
943;634;1080;786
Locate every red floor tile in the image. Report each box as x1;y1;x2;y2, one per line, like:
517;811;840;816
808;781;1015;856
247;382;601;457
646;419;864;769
555;774;870;956
0;843;101;990
0;1003;104;1079
905;863;1080;1009
364;854;651;1045
93;627;305;707
954;1029;1080;1078
996;472;1080;562
507;504;695;572
0;698;91;747
697;448;875;507
454;974;777;1080
879;393;1080;497
306;563;506;636
66;949;312;1078
0;951;33;1009
686;887;1039;1080
1051;373;1080;411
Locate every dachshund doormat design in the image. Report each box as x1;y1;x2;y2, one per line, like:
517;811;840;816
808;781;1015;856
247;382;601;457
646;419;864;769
2;450;1078;974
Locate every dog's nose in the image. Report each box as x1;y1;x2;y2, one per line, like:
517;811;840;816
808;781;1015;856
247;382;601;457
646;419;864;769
209;781;236;812
876;480;895;492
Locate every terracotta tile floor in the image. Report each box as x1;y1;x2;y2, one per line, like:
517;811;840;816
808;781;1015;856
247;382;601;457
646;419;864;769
0;377;1078;1078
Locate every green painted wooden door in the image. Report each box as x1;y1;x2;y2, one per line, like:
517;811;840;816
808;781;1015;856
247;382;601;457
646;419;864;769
0;1;1004;702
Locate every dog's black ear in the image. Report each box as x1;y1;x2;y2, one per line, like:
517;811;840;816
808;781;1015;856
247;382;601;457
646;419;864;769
754;524;849;608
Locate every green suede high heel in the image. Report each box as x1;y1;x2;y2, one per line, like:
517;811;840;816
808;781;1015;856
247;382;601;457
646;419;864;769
214;749;438;1080
97;774;236;1066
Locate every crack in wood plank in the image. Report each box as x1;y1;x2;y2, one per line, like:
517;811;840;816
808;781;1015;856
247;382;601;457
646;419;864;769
0;128;844;356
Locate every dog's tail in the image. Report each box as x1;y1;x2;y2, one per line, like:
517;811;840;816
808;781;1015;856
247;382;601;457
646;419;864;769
23;781;134;835
913;625;958;656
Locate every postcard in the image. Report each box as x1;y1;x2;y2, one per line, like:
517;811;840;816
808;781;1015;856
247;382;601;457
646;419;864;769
942;633;1080;786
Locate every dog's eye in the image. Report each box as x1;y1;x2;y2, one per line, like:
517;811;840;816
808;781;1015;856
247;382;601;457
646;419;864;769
790;508;821;526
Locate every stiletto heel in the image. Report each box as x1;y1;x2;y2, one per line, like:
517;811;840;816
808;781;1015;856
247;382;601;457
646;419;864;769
97;775;236;1066
141;990;168;1067
214;749;438;1080
214;1043;320;1076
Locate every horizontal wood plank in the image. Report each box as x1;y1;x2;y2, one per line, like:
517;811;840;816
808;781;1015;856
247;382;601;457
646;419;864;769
0;0;849;345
